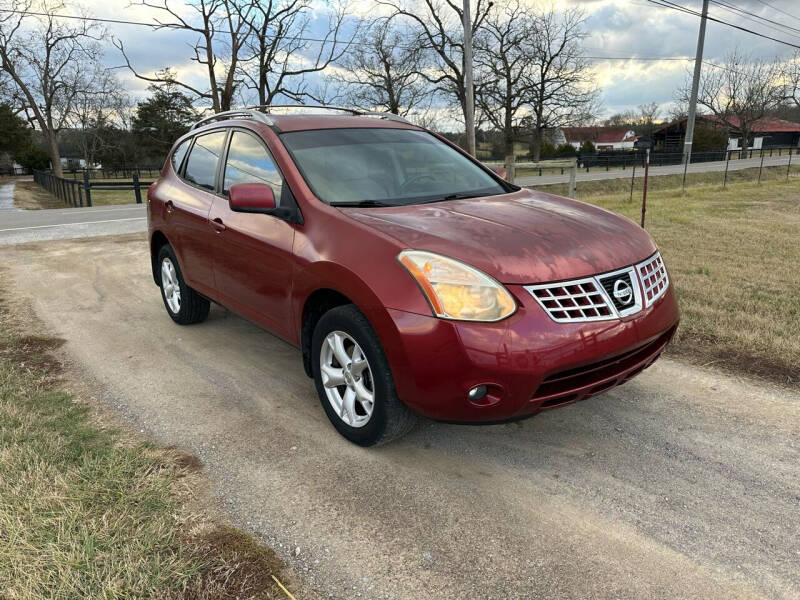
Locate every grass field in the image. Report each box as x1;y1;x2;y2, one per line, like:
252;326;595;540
565;178;800;384
0;288;298;599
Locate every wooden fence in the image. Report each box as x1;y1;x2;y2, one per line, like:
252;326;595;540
33;170;153;207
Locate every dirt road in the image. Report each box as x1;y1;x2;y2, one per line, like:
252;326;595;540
3;235;798;600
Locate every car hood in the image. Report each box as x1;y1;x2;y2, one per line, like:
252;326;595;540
339;188;657;284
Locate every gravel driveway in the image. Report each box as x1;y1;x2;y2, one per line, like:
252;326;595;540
3;234;798;600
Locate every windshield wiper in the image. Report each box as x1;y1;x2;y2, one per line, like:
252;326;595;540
330;199;395;207
421;193;483;204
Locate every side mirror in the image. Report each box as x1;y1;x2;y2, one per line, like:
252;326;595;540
228;183;276;213
490;165;507;179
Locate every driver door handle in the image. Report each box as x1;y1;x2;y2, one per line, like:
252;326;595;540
211;217;226;232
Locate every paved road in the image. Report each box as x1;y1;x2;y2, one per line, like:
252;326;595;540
2;235;798;600
0;202;146;244
516;154;795;186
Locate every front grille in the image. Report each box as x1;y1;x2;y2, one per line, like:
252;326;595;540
527;278;614;323
637;252;669;306
526;251;668;323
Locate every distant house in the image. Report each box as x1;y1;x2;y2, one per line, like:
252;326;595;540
652;115;800;152
558;127;638;151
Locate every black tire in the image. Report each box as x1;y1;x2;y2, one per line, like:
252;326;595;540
312;305;417;446
156;244;210;325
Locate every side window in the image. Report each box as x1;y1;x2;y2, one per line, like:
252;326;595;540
223;131;283;201
170;138;190;173
183;130;228;191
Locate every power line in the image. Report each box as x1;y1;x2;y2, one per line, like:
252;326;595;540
646;0;800;49
709;0;800;40
751;0;800;26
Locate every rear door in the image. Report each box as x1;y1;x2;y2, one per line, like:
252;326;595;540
169;129;228;293
208;129;296;339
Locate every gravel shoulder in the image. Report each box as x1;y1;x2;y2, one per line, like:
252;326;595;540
2;234;798;600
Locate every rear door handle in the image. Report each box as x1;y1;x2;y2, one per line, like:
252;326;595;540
211;217;226;232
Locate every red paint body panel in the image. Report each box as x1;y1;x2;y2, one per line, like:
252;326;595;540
148;116;679;422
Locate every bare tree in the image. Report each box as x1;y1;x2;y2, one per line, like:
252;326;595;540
524;7;598;161
379;0;493;144
0;0;105;176
679;51;784;151
66;67;128;168
236;0;356;106
474;0;538;162
783;50;800;109
115;0;251;113
327;19;427;116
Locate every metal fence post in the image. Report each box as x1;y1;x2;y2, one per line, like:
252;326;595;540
133;172;143;204
568;157;576;199
757;150;765;185
641;149;650;229
629;163;636;202
723;150;730;188
788;147;794;180
83;170;92;207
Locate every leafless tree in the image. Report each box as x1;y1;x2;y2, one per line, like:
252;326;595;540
783;50;800;109
523;7;598;161
679;50;784;151
379;0;493;141
474;0;538;162
327;18;427;115
115;0;252;113
0;0;106;176
66;67;128;168
235;0;356;106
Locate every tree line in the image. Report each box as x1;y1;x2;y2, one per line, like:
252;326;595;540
3;0;800;176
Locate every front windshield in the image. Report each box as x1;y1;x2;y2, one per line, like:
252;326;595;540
280;128;507;206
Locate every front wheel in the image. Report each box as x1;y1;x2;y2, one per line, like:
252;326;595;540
312;305;417;446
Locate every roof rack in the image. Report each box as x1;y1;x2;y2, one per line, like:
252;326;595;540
245;104;412;125
191;105;412;131
191;109;274;130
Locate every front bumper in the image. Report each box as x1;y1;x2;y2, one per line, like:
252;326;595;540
384;283;679;422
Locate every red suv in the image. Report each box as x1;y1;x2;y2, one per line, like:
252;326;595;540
148;106;679;446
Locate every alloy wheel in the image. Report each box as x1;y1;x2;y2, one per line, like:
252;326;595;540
319;330;375;428
161;257;182;314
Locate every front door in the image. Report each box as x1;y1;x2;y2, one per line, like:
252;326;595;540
170;129;229;292
209;129;296;340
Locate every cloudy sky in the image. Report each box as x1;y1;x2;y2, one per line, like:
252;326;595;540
84;0;800;120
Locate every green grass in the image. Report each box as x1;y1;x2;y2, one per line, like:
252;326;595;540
563;177;800;384
0;298;292;598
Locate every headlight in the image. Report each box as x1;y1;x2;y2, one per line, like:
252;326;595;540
398;250;516;322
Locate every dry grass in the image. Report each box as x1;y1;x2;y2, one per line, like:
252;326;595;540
0;289;300;599
12;181;65;210
552;178;800;385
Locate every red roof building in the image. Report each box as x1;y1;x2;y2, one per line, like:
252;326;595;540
652;115;800;151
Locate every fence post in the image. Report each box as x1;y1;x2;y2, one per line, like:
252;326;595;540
83;170;92;207
568;157;576;199
629;163;636;202
723;150;730;188
788;147;794;180
641;149;650;229
757;150;765;185
133;172;143;204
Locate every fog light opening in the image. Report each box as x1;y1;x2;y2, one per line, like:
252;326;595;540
467;385;488;401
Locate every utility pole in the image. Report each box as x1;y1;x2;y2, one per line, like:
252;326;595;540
463;0;476;156
683;0;709;166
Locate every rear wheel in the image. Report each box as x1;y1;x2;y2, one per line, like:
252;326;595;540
157;244;210;325
312;305;416;446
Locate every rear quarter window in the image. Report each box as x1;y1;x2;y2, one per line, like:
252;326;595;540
170;139;190;173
